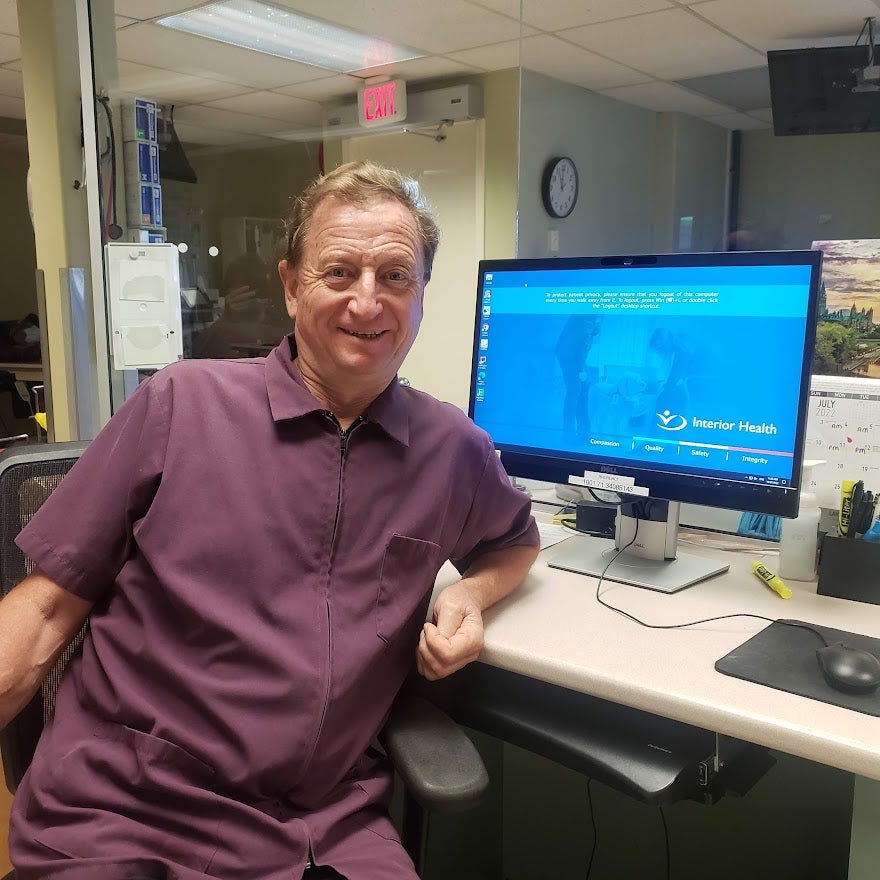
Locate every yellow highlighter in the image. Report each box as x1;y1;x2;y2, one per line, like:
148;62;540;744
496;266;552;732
752;561;792;599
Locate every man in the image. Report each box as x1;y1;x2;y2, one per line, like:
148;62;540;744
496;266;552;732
0;161;539;879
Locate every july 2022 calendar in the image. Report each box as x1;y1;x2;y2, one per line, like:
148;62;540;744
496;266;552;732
805;375;880;509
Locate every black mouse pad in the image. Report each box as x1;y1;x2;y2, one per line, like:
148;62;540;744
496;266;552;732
715;619;880;717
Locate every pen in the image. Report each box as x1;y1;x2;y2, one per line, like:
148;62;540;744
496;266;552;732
839;479;857;537
752;561;792;599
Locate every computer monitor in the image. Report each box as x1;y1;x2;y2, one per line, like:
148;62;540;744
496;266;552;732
469;250;822;592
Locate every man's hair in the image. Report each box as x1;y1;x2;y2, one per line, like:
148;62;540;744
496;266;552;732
282;161;440;281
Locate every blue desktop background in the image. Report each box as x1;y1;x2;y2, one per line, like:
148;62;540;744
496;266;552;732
472;263;814;486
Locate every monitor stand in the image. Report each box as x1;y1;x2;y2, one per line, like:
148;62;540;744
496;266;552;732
548;498;729;593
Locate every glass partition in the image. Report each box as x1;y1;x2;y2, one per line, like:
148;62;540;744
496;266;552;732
101;0;525;418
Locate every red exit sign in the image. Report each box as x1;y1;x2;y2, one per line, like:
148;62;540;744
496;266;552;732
357;78;407;128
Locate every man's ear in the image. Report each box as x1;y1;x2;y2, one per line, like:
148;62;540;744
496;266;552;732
278;259;298;319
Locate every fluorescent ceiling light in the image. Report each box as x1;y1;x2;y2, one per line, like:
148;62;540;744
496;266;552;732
156;1;424;73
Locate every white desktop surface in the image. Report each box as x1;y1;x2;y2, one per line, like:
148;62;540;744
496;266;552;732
434;510;880;782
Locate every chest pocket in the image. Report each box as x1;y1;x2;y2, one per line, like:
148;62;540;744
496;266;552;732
376;534;442;650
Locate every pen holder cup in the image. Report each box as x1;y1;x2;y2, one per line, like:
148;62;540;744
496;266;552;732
817;535;880;606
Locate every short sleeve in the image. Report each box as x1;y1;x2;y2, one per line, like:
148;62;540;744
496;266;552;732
15;373;171;602
449;441;538;575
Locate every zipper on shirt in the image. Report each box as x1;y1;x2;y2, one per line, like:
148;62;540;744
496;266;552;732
303;412;365;775
325;412;365;546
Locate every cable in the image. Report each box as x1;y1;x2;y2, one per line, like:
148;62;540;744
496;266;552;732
98;95;122;240
659;805;670;880
584;777;597;880
593;516;832;648
585;486;619;506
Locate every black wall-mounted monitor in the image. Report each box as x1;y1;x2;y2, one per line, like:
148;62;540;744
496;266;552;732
468;250;822;592
768;45;880;136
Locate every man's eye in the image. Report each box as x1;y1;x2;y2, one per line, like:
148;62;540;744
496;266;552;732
327;267;347;278
387;270;408;282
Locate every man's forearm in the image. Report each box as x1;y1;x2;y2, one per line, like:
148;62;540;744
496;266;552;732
0;572;92;729
459;543;540;610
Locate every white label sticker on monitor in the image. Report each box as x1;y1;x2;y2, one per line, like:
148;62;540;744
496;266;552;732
569;473;649;496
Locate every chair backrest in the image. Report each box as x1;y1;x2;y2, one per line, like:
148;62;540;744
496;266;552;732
0;441;89;793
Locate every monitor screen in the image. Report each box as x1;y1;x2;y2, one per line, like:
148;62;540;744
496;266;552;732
768;45;880;136
468;251;822;589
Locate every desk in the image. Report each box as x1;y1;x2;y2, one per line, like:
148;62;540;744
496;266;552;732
432;514;880;878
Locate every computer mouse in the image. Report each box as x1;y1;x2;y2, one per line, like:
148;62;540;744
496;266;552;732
816;644;880;694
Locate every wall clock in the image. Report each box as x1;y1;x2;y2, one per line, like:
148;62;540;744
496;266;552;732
541;156;579;219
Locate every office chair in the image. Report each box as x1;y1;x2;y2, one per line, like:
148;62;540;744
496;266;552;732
0;442;487;879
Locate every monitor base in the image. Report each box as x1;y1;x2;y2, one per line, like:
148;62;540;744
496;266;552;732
548;535;729;593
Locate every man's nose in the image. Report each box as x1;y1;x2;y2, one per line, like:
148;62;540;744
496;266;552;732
349;273;383;318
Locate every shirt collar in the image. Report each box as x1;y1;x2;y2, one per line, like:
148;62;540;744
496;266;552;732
265;335;410;446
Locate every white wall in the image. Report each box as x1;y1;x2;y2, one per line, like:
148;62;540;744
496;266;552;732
664;112;730;253
516;72;730;260
517;70;658;258
738;129;880;248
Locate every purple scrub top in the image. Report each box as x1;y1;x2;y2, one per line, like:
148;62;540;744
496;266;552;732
9;337;538;880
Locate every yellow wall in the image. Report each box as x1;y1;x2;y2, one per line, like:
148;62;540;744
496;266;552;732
482;68;520;260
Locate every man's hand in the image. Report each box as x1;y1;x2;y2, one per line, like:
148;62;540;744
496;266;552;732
416;543;539;681
417;581;484;681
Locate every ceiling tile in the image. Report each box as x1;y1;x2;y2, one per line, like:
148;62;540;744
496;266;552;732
748;107;774;123
521;0;672;33
0;64;21;98
274;74;365;102
446;40;522;72
113;1;207;19
522;35;651;90
350;54;481;80
690;0;880;51
7;0;879;156
0;0;16;37
702;110;770;130
116;60;250;105
274;0;527;54
561;8;766;79
175;104;298;136
204;91;323;125
675;65;770;111
173;120;277;147
464;0;522;19
116;22;330;89
598;81;733;116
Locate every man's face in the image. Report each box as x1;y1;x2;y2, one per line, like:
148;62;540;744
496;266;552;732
279;197;427;394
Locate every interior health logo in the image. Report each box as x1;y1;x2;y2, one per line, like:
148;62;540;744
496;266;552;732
656;410;688;431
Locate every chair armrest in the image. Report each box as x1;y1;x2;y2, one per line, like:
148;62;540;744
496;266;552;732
379;694;488;813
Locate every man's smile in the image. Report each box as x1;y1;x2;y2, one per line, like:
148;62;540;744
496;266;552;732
342;329;388;339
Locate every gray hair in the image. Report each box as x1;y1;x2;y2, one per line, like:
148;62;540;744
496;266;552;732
282;161;440;280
